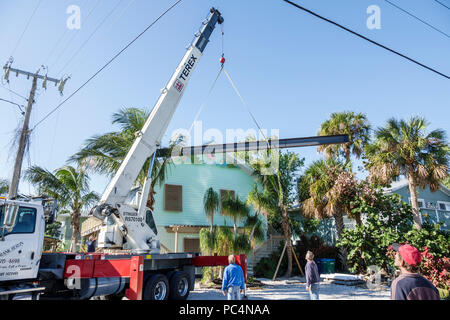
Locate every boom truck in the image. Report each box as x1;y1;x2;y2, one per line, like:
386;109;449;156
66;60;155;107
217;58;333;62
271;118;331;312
0;8;236;301
0;7;349;300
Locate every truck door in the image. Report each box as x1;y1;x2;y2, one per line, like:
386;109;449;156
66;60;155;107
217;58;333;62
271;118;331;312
0;205;44;281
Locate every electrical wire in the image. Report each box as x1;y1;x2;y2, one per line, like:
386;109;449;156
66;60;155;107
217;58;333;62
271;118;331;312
0;84;28;102
49;0;101;71
57;0;124;77
10;0;43;57
434;0;450;10
104;0;136;34
384;0;450;38
0;98;25;114
283;0;450;80
43;0;90;66
32;0;183;131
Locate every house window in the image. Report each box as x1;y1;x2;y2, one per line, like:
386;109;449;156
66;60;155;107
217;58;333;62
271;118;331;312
220;189;235;213
409;198;425;209
184;238;200;253
437;201;450;211
164;184;182;212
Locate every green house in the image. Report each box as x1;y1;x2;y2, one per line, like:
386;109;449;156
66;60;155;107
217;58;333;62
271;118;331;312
384;178;450;230
79;154;267;255
138;155;267;254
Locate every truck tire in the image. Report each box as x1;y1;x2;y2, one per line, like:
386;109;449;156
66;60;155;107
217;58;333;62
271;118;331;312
143;274;169;300
168;271;190;300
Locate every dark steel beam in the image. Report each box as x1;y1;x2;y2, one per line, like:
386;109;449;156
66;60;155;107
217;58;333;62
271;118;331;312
156;134;349;157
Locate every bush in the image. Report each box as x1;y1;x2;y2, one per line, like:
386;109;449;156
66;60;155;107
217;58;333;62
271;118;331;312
294;234;340;271
253;235;339;278
337;189;450;290
337;192;414;274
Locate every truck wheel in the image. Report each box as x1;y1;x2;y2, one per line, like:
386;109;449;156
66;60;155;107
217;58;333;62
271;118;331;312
143;274;169;300
169;271;190;300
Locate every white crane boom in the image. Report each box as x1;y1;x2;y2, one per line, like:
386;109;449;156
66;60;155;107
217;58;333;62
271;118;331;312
91;8;224;253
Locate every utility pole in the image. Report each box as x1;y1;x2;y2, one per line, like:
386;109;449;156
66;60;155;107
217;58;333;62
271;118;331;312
3;60;69;199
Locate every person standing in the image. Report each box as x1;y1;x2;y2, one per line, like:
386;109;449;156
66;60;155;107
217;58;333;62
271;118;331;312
389;243;440;300
305;251;320;300
87;235;96;253
222;255;245;300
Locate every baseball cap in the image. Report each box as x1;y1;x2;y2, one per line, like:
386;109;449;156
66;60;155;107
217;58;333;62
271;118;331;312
390;243;422;266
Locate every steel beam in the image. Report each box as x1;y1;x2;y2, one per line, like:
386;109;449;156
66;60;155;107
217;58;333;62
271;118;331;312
157;134;349;157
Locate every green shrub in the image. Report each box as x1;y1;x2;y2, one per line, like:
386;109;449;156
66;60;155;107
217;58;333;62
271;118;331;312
337;189;450;289
337;192;414;274
294;234;340;271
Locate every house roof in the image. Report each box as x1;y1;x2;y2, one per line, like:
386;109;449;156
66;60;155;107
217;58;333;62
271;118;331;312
384;178;450;196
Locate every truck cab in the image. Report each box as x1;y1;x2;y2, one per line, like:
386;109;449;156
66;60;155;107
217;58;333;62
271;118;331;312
0;198;55;283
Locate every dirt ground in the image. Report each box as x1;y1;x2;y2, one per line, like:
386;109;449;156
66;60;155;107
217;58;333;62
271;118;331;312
188;276;391;300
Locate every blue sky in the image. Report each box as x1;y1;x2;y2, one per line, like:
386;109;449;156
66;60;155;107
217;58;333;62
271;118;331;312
0;0;449;196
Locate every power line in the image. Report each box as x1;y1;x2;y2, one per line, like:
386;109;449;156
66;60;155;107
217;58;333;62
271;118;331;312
384;0;450;38
32;0;183;131
10;0;43;57
283;0;450;80
0;84;28;101
434;0;450;10
57;0;124;77
49;0;101;71
0;97;25;114
43;0;90;65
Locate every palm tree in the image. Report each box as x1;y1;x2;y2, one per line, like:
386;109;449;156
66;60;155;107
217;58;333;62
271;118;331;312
70;107;180;211
246;183;270;245
203;187;220;233
318;111;371;165
365;117;449;230
301;159;347;236
250;151;304;277
301;159;349;267
25;165;99;252
221;194;250;241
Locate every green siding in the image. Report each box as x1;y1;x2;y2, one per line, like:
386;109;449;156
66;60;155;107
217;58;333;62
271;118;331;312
152;162;261;229
390;185;450;229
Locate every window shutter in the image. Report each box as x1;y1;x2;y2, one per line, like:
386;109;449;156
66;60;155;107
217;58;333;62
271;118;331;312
183;238;200;253
164;184;182;212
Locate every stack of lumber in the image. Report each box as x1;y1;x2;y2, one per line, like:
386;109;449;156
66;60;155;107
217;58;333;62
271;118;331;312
320;273;366;286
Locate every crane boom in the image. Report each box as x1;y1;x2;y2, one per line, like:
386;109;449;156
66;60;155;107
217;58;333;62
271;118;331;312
101;8;223;206
91;8;224;253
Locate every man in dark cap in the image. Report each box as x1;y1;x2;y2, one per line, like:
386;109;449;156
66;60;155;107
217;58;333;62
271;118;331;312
389;243;440;300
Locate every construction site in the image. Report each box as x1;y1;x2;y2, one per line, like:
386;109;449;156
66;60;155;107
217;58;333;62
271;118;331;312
0;0;448;307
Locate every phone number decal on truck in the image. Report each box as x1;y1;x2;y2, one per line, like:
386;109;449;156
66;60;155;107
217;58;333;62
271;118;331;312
0;242;24;258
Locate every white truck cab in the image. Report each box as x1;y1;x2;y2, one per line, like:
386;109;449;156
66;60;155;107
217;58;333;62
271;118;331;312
0;197;55;283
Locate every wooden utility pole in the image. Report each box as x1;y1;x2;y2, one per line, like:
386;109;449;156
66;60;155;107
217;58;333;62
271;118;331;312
3;62;68;199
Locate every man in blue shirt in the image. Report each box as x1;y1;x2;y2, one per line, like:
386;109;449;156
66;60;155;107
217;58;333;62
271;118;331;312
222;255;245;300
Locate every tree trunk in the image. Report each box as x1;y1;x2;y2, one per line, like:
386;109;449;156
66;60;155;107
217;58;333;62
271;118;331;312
233;219;237;242
407;173;422;230
333;212;347;271
249;225;256;243
70;210;81;252
210;215;214;234
354;213;362;226
146;188;156;212
345;145;351;165
281;211;293;278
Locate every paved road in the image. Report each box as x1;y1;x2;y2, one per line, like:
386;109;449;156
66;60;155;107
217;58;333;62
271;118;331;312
188;277;390;300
